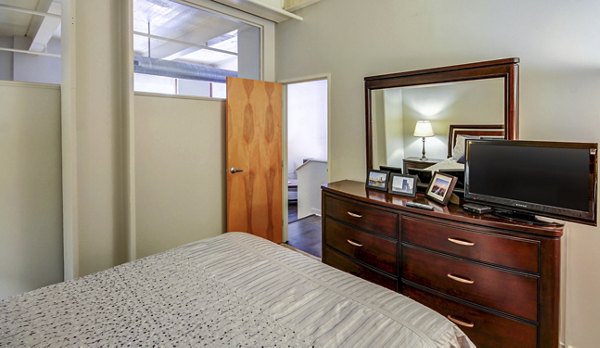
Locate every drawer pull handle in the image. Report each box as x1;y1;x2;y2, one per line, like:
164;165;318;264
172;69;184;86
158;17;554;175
447;273;475;284
447;237;475;247
347;211;363;218
346;239;364;247
447;315;475;328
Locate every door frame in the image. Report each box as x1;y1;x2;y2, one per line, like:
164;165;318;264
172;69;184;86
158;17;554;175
279;74;331;243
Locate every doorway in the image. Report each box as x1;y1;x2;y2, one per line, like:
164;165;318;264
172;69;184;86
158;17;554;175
285;78;328;258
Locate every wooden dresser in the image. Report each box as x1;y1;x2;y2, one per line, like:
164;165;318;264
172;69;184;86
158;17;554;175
322;180;563;348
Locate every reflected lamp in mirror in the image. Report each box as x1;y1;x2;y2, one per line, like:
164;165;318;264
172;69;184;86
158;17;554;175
414;120;435;160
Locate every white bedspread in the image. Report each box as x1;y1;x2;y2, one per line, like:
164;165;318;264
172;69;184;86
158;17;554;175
425;157;465;172
1;232;473;347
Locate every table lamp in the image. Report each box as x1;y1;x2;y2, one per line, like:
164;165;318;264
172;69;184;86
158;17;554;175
413;120;434;160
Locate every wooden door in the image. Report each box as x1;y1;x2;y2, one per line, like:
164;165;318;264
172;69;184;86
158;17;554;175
226;77;283;243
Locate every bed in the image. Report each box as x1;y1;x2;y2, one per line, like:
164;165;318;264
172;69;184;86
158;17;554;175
1;233;473;347
425;124;505;172
409;124;504;189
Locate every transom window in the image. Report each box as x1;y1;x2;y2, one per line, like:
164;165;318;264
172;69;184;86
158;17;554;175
133;0;261;98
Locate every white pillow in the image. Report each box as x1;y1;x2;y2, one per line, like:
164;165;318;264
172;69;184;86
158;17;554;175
451;135;469;160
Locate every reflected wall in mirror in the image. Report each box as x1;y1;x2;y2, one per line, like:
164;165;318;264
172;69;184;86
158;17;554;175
371;79;504;168
365;58;519;171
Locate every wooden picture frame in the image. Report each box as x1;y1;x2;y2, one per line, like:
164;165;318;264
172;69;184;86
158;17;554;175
388;173;418;197
366;170;390;191
426;172;458;205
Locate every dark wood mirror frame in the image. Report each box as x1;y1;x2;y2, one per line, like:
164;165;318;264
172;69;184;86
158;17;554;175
365;58;519;170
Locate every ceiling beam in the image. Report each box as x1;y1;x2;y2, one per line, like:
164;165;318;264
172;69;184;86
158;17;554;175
0;3;60;19
26;0;54;39
27;1;61;52
133;31;237;57
138;23;240;59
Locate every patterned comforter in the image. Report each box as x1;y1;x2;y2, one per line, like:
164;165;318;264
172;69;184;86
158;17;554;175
1;232;474;347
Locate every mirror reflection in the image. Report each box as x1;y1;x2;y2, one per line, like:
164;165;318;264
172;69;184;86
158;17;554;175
370;78;504;172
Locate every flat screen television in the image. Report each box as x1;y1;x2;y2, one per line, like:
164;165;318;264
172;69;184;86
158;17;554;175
464;140;598;226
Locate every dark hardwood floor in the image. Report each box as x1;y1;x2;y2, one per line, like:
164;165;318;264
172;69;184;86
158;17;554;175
287;211;322;258
288;202;298;223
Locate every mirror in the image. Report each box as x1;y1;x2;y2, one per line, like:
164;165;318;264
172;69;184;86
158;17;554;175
365;58;519;171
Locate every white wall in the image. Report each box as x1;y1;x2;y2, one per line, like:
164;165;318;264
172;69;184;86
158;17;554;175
287;79;328;177
401;79;503;160
297;160;327;218
0;36;61;84
13;37;61;84
0;36;13;80
275;1;600;347
383;88;404;167
0;81;63;299
238;26;261;80
134;94;225;258
177;78;211;97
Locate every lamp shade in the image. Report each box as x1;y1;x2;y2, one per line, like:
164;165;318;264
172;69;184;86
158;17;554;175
413;120;434;137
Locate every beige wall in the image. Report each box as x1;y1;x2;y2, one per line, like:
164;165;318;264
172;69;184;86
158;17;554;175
0;81;63;299
276;1;600;347
134;94;225;258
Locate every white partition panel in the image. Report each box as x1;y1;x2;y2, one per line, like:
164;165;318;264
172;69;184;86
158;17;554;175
0;81;63;299
135;93;225;258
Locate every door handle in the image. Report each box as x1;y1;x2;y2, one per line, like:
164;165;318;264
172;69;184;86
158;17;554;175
447;237;475;247
447;273;475;284
346;239;363;247
447;315;475;328
230;167;244;174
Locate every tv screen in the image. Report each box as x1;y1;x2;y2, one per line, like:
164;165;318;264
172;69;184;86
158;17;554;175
464;140;597;225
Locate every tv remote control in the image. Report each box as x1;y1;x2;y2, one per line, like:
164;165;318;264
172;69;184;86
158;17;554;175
406;201;434;210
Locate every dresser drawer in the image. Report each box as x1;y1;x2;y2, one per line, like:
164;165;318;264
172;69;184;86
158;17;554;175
402;246;538;321
324;247;397;291
402;217;539;273
404;285;537;348
325;218;397;275
324;194;398;238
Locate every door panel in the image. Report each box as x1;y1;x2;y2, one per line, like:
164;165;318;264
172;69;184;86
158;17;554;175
226;77;283;243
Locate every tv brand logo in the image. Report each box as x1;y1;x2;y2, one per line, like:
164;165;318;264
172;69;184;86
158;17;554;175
515;203;528;208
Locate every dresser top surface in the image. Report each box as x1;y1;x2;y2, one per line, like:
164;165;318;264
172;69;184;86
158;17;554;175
323;180;564;238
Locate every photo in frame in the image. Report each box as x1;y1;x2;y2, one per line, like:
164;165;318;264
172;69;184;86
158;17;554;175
388;173;418;197
426;172;458;205
366;170;390;191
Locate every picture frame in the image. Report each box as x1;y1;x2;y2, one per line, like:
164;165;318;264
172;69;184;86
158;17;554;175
388;173;418;197
366;170;390;191
426;172;458;205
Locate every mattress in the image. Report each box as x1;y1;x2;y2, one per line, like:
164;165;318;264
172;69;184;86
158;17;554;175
1;232;474;347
